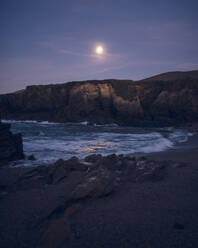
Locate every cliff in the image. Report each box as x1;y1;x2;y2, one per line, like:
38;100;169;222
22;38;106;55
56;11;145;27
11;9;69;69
0;70;198;126
0;121;24;165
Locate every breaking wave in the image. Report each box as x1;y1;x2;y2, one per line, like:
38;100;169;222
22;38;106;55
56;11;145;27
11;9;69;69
2;120;194;167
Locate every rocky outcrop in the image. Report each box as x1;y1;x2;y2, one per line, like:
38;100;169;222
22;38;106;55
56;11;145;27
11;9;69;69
0;121;24;165
0;70;198;126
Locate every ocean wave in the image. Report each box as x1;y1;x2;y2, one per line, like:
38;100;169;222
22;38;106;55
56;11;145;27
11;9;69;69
168;130;194;144
22;131;176;163
6;121;195;166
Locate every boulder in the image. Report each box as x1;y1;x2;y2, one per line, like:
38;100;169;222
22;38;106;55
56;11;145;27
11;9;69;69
53;157;88;171
135;160;167;182
84;154;102;163
0;121;24;165
47;157;89;184
100;154;120;170
27;154;36;160
66;156;89;171
70;168;115;200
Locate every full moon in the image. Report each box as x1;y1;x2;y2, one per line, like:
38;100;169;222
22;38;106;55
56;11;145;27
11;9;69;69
95;46;104;55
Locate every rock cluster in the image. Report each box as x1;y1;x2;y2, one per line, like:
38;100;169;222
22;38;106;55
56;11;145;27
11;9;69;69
9;153;186;196
0;121;24;165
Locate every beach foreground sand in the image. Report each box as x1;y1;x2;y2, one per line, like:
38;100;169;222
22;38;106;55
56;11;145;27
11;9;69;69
0;148;198;248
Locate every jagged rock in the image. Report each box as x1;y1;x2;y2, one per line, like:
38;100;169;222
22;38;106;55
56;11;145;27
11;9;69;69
47;157;89;184
99;154;120;170
27;154;36;160
135;160;167;182
53;158;67;167
38;165;116;247
53;157;88;172
0;121;24;165
84;154;102;163
190;122;198;132
70;168;115;200
66;157;89;171
48;164;69;185
172;162;187;168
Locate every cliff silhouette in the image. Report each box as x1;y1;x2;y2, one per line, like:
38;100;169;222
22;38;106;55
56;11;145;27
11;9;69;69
0;70;198;126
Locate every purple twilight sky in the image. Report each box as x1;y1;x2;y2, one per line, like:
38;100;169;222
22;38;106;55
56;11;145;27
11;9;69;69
0;0;198;94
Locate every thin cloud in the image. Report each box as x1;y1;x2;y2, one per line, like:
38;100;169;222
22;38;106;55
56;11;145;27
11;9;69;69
59;49;123;60
176;62;198;69
38;36;76;49
38;36;124;61
59;49;91;57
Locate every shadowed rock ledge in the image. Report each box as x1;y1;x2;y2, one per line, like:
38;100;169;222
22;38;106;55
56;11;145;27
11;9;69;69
0;121;24;166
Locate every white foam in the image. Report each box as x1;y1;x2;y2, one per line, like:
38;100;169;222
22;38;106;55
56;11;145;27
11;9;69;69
168;130;194;144
79;121;89;125
38;121;59;125
2;119;38;124
94;123;119;127
2;120;59;125
77;121;118;127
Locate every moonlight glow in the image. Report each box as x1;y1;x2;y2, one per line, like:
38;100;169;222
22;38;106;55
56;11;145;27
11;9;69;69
95;46;104;55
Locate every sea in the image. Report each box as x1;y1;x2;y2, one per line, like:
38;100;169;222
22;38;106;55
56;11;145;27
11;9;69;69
2;120;196;167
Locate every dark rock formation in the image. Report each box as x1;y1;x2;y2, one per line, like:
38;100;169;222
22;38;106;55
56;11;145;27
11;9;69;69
0;70;198;126
0;121;24;165
84;154;102;163
27;154;36;161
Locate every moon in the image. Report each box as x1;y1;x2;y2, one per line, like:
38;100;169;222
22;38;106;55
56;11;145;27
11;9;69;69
95;46;104;55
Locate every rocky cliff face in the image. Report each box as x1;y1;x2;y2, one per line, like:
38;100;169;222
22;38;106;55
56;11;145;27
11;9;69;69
0;121;24;165
0;71;198;126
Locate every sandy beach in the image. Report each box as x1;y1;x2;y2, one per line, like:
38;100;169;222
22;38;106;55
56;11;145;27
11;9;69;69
0;145;198;248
